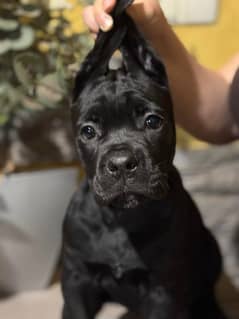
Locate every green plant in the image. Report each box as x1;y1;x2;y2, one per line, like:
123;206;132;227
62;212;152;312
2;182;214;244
0;0;92;169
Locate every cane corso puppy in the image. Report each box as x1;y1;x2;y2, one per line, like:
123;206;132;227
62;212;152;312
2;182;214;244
62;1;226;318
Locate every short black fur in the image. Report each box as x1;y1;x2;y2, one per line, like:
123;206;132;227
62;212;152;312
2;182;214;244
62;1;226;318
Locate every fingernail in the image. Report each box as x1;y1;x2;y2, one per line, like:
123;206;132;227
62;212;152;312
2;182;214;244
100;14;113;31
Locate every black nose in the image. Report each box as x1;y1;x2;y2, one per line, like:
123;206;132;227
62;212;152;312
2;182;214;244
106;151;138;176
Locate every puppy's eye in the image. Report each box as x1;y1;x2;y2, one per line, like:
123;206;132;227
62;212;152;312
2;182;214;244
80;125;96;140
145;115;162;129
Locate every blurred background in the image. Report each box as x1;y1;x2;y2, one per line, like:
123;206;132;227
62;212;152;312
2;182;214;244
0;0;238;318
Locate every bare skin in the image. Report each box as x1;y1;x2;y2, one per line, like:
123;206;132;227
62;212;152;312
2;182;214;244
83;0;239;144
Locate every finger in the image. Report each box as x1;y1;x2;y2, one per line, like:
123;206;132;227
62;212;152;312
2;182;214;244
90;31;97;40
83;6;99;33
94;1;114;31
103;0;117;13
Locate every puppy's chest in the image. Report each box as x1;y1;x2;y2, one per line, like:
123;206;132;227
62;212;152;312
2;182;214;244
76;216;146;279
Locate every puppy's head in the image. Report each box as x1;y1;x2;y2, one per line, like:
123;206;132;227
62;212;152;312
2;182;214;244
71;0;175;208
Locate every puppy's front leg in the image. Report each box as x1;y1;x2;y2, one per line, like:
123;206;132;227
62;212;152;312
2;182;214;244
140;287;189;319
62;254;104;319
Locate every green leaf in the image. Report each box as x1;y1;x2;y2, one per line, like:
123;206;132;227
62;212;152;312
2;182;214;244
15;5;42;18
48;0;72;10
56;60;71;93
0;26;35;55
0;114;8;126
0;18;19;31
11;26;35;51
35;72;65;108
0;40;12;55
0;83;21;109
13;52;45;94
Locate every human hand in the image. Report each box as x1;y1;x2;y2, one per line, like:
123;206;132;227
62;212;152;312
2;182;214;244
83;0;162;34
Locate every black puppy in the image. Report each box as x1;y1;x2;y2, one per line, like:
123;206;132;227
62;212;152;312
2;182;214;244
62;1;226;318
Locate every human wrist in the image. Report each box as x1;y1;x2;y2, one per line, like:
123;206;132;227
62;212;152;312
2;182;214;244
126;1;164;36
127;5;170;58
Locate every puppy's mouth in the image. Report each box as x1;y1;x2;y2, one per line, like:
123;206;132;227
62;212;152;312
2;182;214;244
92;173;169;209
95;190;147;209
110;193;147;209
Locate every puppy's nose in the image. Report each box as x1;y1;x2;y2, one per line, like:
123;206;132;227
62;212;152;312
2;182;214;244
106;152;138;176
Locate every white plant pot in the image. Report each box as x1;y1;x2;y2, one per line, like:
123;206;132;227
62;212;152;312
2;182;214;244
0;167;79;294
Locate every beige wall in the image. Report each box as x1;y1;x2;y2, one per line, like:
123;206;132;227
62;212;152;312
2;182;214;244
173;0;239;69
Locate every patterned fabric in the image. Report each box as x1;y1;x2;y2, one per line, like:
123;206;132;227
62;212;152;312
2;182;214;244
175;144;239;319
175;144;239;288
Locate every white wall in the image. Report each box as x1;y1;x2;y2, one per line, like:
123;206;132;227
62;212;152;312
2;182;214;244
160;0;219;24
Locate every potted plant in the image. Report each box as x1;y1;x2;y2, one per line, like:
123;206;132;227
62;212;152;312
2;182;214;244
0;0;90;295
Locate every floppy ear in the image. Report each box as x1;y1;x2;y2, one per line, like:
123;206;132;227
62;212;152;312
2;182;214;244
72;0;168;103
72;0;133;103
121;16;168;88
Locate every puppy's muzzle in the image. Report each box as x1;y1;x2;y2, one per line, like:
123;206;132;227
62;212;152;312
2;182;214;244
104;149;139;178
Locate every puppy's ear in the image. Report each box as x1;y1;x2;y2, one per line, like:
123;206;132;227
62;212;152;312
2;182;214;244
72;0;168;103
72;0;133;103
121;17;168;89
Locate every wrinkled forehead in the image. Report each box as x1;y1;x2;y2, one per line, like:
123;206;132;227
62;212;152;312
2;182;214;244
74;74;168;122
77;79;142;119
